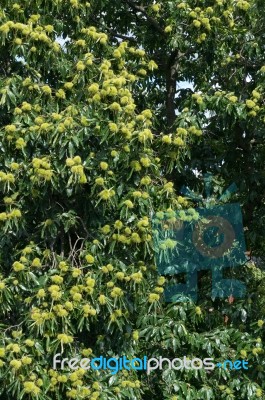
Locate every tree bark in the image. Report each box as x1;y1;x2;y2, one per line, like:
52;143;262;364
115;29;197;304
166;50;178;131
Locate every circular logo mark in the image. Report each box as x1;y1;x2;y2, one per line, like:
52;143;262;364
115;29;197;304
192;215;235;258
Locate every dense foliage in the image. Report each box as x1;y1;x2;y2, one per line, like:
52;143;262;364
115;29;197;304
0;0;264;399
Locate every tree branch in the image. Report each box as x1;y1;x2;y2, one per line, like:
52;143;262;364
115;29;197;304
124;0;165;35
166;50;179;131
105;29;137;43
